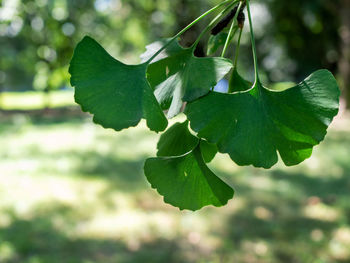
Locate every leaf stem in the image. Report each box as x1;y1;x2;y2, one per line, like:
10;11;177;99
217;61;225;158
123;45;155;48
146;0;236;64
246;0;260;83
192;0;239;49
221;1;243;57
234;27;243;68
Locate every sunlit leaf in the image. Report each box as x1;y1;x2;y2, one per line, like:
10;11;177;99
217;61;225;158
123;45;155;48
69;36;168;132
140;38;183;63
186;70;340;168
145;40;233;118
145;144;234;211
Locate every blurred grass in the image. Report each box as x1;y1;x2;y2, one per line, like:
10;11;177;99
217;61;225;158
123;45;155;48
0;106;350;263
0;91;75;110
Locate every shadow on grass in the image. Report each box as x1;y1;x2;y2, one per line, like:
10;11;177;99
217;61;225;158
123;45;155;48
0;205;184;263
70;150;149;192
213;161;350;263
0;107;88;132
1;111;349;262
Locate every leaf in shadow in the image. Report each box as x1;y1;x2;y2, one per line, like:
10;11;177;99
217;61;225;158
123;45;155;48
157;121;198;157
229;68;252;93
156;120;217;163
207;32;229;55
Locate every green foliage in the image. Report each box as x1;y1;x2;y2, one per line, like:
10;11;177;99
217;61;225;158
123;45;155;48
200;140;218;163
69;0;340;211
156;121;217;163
145;40;233;118
156;121;198;157
69;36;167;132
207;32;230;55
1;0;210;93
228;68;251;92
186;70;339;169
145;144;234;211
0;0;95;92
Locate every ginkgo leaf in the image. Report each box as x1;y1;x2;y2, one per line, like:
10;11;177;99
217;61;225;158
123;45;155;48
157;121;198;157
140;38;183;63
146;40;233;118
156;121;217;163
200;140;218;163
228;68;251;93
185;70;340;168
69;36;168;132
207;32;229;55
144;144;234;211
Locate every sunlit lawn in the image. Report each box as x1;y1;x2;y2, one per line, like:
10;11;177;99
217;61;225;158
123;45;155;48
0;90;75;110
0;108;350;263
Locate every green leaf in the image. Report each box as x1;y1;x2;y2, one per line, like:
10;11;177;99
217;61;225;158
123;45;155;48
228;68;252;93
185;70;340;168
69;36;168;132
207;32;229;55
146;40;233;118
144;144;234;211
157;121;198;157
157;121;217;163
140;38;183;63
200;140;218;163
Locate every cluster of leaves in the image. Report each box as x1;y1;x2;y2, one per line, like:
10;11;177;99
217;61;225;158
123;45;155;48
69;0;340;211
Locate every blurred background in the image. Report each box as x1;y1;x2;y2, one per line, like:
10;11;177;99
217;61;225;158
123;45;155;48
0;0;350;262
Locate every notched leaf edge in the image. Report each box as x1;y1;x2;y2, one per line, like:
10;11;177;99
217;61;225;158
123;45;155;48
144;145;234;211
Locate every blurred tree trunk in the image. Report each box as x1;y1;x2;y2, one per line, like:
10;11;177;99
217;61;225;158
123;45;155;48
0;85;4;110
42;88;51;110
338;0;350;108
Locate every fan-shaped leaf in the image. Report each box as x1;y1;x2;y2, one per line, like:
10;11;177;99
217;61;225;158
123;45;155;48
140;38;183;63
157;121;198;157
69;36;168;132
185;70;340;168
144;144;234;211
200;140;218;163
228;68;251;93
157;121;218;163
207;32;229;55
145;40;233;118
